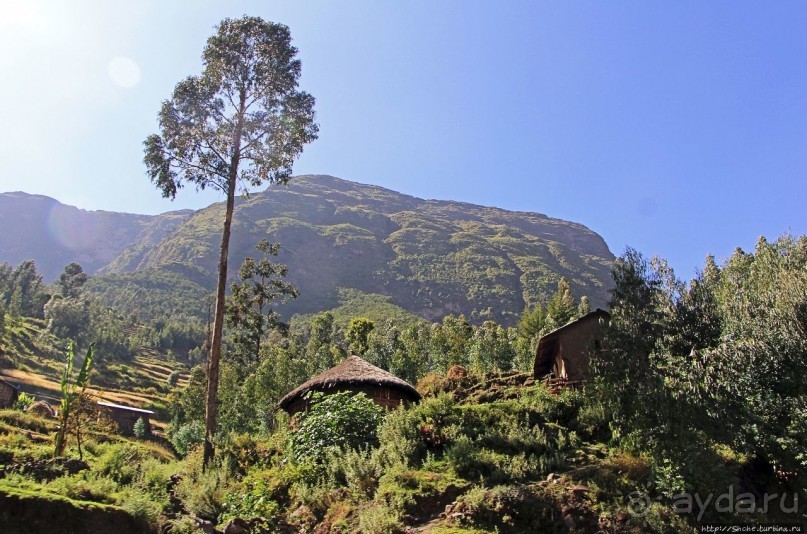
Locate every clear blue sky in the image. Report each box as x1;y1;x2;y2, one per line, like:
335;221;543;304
1;1;805;279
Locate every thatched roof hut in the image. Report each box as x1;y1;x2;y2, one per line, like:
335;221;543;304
278;355;421;416
533;309;610;384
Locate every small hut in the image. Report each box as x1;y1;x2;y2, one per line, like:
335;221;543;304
533;309;610;386
0;378;20;408
97;401;154;436
279;355;421;416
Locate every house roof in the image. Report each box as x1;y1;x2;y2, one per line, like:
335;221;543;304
97;401;154;415
537;308;610;343
0;377;19;390
278;355;421;410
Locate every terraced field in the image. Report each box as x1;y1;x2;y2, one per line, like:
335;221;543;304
0;319;189;430
1;353;187;408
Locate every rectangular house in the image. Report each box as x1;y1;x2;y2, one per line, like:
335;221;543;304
97;401;154;436
533;309;610;385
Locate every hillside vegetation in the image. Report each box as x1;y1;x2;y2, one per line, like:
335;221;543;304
1;175;614;326
0;191;803;532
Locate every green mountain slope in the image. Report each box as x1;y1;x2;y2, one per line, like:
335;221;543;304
102;175;614;325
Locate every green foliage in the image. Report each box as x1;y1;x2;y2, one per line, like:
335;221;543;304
133;417;146;440
364;320;401;372
168;365;206;427
355;500;402;534
143;17;318;200
170;421;205;456
578;295;591;316
118;487;164;525
467;320;516;372
429;314;473;372
0;260;49;319
173;450;232;522
321;288;425;329
219;469;282;528
87;264;213;324
95;442;143;484
291;391;384;463
346;317;375;355
517;302;545;341
47;472;119;504
13;392;35;411
167;370;181;387
545;276;576;327
226;240;298;372
594;234;807;495
57;263;88;299
44;295;89;340
54;342;95;457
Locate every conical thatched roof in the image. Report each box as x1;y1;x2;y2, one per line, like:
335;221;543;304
278;355;421;411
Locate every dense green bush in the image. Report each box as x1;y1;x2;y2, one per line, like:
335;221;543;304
290;391;384;463
170;420;205;456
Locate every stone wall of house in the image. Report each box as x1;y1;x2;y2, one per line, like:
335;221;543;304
0;382;18;408
534;314;606;382
101;407;151;436
553;316;603;381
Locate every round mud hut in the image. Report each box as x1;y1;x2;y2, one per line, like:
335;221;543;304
278;354;421;416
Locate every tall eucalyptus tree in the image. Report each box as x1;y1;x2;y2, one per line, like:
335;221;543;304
144;16;317;466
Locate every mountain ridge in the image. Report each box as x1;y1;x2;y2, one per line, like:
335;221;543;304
0;175;614;325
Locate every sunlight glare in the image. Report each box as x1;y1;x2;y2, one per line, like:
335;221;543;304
0;1;45;32
107;56;141;88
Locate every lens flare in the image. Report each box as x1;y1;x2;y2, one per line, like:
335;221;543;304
108;56;141;88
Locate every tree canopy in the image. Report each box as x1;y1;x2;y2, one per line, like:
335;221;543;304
144;16;317;467
144;17;318;197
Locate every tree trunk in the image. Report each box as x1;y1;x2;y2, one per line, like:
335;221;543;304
203;91;246;469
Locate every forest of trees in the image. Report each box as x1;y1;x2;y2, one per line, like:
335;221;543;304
166;273;591;445
593;234;806;495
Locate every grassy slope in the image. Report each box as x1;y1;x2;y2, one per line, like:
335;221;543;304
0;317;188;431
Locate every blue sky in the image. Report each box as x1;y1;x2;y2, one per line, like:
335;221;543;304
0;1;805;279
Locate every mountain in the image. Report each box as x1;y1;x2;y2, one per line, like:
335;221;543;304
0;176;614;325
0;192;192;282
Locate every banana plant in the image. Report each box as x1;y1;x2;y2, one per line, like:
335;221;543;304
54;342;95;458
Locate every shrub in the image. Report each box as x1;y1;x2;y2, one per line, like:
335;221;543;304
47;472;118;504
221;433;283;474
171;420;204;456
95;442;142;484
13;392;35;411
119;487;164;525
322;446;382;498
290;391;384;463
219;470;282;529
167;370;181;387
356;501;402;534
175;461;230;521
133;417;146;440
376;393;458;468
